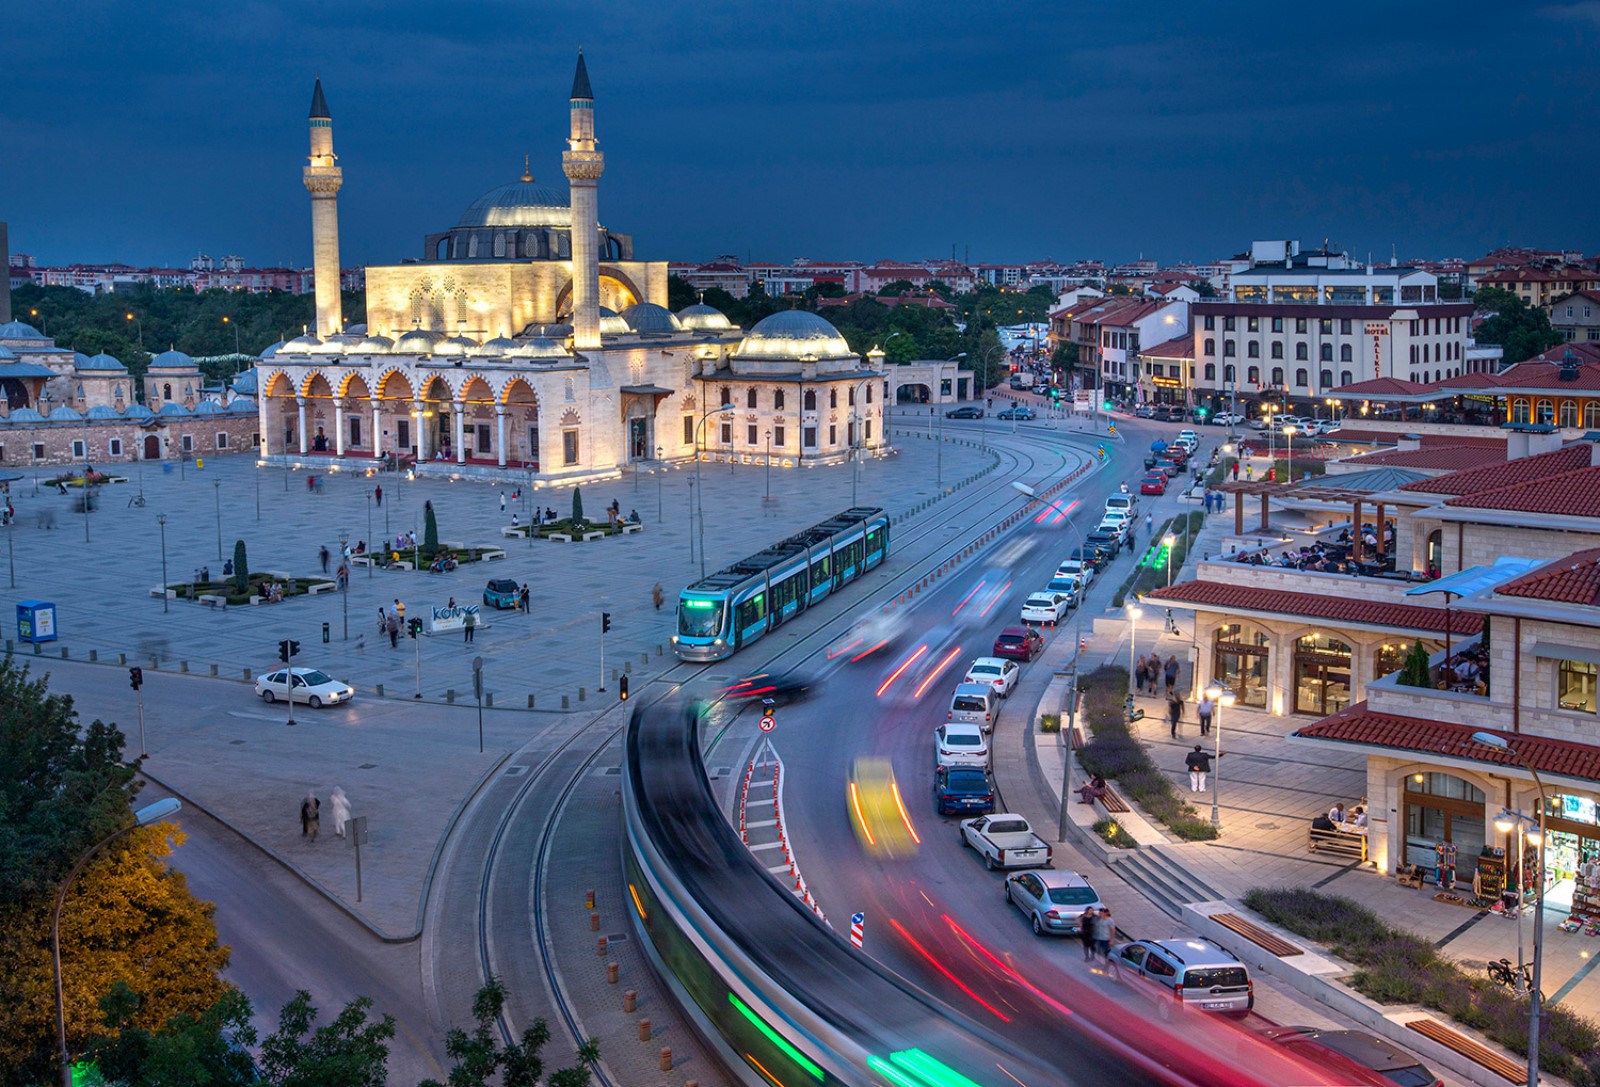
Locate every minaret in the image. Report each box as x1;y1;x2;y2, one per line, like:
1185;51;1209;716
303;78;344;336
562;50;604;351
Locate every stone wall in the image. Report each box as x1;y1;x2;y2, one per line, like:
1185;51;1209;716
0;415;260;466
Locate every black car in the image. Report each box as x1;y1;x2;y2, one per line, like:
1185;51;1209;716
1264;1028;1439;1087
1084;531;1122;559
1069;544;1108;572
722;671;815;706
934;765;996;816
945;406;984;419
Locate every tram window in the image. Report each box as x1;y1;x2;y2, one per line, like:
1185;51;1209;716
677;599;724;638
811;557;830;583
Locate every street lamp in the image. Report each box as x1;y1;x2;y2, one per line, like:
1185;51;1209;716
655;445;664;523
1126;601;1142;694
694;403;736;579
365;489;374;578
124;312;143;348
222;315;240;355
212;480;223;559
1472;730;1549;1087
1203;683;1236;828
53;797;182;1087
29;307;47;335
339;532;349;640
1283;424;1297;484
764;429;772;502
980;344;1005;449
1163;532;1177;588
157;513;169;614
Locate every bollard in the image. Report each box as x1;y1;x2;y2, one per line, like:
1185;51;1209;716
33;642;41;655
607;961;619;984
625;660;633;673
597;936;608;957
578;687;586;702
660;1047;672;1072
61;647;70;659
88;649;98;662
590;912;600;931
528;693;536;708
447;689;456;704
180;660;188;672
209;663;218;676
623;989;637;1013
485;692;494;708
639;1019;651;1041
585;889;596;908
563;694;570;709
117;651;125;664
376;683;385;697
656;644;663;656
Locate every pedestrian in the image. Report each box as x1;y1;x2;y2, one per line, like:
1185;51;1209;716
329;786;350;838
1092;906;1115;962
500;492;507;513
1147;654;1162;696
374;485;383;506
201;565;210;583
1145;511;1153;536
394;599;406;623
464;609;476;643
519;584;530;612
1078;906;1098;961
224;558;234;577
377;606;387;635
1164;654;1180;693
1186;745;1212;792
1231;460;1239;481
387;612;400;648
1167;691;1184;738
300;792;320;840
1197;693;1214;736
319;546;330;573
1134;656;1149;697
652;582;665;610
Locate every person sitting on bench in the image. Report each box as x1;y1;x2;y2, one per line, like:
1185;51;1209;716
1077;774;1108;805
1311;813;1337;832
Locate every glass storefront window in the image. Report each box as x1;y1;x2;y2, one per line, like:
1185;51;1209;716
1406;772;1486;803
1559;660;1598;713
1403;772;1486;877
1548;794;1600;825
1294;632;1352;716
1213;623;1270;709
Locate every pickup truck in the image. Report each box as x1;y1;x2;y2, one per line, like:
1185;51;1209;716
959;814;1054;870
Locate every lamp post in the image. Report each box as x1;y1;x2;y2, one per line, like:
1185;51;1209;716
29;307;47;335
764;429;772;502
980;344;1005;450
339;532;349;640
694;404;736;579
254;459;261;521
212;480;222;559
124;312;143;348
1472;731;1549;1087
1283;424;1297;484
365;490;373;578
6;511;14;589
222;315;240;355
53;798;182;1087
940;353;965;489
1204;683;1236;828
157;513;169;614
1163;531;1177;588
1126;602;1142;694
655;445;663;523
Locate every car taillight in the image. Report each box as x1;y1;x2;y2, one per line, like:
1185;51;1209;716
948;712;953;720
1173;983;1183;995
984;713;991;721
1044;845;1053;861
997;848;1006;863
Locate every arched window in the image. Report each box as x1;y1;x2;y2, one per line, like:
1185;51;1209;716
1203;338;1216;356
1585;402;1599;429
1511;398;1530;424
1247;342;1260;358
746;388;758;409
1340;370;1353;386
848;386;856;406
1295;368;1309;387
1203;363;1216;381
493;232;506;258
774;390;786;411
1319;369;1333;388
829;389;838;409
1561;400;1579;428
163;383;172;400
1270;367;1285;387
866;384;873;404
1213;622;1270;708
1340;344;1353;362
1224;340;1236;357
720;387;732;407
803;390;817;411
1537;399;1555;424
1319;344;1333;362
1247;366;1261;384
1295;342;1308;361
1270;342;1284;359
1293;633;1353;715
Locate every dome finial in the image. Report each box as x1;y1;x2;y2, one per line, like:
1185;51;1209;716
521;153;533;182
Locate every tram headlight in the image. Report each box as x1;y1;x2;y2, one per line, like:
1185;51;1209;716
713;639;724;646
671;635;679;643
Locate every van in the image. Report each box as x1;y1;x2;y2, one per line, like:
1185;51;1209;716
949;682;1000;731
1113;938;1254;1016
1104;493;1137;516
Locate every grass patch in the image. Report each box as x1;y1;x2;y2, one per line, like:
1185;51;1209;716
1112;511;1205;608
1093;818;1138;849
1039;713;1061;733
1272;457;1326;483
1076;666;1218;842
168;575;327;605
1243;887;1600;1084
501;518;629;539
1206;457;1238;488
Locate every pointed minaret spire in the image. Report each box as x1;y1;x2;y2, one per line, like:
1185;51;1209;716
309;77;331;120
571;48;593;101
563;49;604;350
303;77;344;336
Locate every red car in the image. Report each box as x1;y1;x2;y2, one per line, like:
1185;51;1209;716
992;625;1045;662
1140;473;1168;496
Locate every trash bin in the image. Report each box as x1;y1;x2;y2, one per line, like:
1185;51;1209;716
17;601;57;643
322;621;330;644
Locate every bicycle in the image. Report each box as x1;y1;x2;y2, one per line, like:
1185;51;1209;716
1485;958;1542;998
127;494;146;508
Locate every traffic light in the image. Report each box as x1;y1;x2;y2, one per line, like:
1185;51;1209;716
277;639;300;663
602;612;612;634
619;675;629;701
129;666;143;691
408;618;423;639
1195;406;1209;420
1050;385;1061;402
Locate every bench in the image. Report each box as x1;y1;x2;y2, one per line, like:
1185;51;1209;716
1096;785;1131;814
197;594;227;608
621;523;644;535
1405;1018;1526;1084
306;582;338;595
1211;912;1303;957
500;526;524;538
1068;725;1086;750
1308;827;1368;861
479;550;506;561
581;530;606;542
548;533;572;542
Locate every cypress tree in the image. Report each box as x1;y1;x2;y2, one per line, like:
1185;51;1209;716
232;540;249;595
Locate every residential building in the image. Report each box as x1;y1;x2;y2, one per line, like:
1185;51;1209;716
1069;297;1188;402
1476;266;1600;311
1553;290;1600;342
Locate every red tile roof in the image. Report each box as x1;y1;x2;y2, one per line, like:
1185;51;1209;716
1334;377;1434;397
1146;581;1483;635
1442;463;1600;516
1495;546;1600;605
1340;445;1508;471
1399;443;1591;495
1139;334;1195;360
1321;430;1505;449
1295;704;1600;784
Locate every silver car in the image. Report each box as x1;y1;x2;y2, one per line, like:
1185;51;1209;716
1112;938;1254;1016
1005;870;1104;936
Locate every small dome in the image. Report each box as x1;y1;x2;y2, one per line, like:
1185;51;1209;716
344;323;368;336
435;335;479;356
457;178;572;229
620;302;684;334
196;400;224;414
0;345;16;361
85;405;122;420
734;310;854;361
476;336;518;354
5;407;45;422
151;348;195;369
356;335;395;353
78;352;128;372
158;402;192;417
510;337;572;360
46;404;82;421
395;329;446;353
303;337;347;354
259;340;287;360
281;335;322;353
520;322;573;340
231;369;259;395
676;302;733;332
0;321;48;340
122;404;154;420
598;306;630;337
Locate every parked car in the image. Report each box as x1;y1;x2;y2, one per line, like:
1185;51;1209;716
1005;870;1105;936
934;722;990;768
964;656;1021;698
934;765;996;816
1175;429;1199;449
947;682;1000;731
1112;938;1254;1016
1140;473;1169;496
946;406;984;419
1068;543;1109;572
483;577;521;609
1262;1027;1440;1087
254;667;355;708
1020;591;1072;624
1104;492;1139;515
996;406;1035;421
960;813;1053;870
1046;574;1082;599
1055;557;1095;587
1212;411;1246;426
992;625;1044;662
1084;530;1122;558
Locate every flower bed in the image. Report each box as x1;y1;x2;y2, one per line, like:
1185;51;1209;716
170;576;325;605
1243;887;1600;1084
1076;665;1217;841
1112;511;1204;608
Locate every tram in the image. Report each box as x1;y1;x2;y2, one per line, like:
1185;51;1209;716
671;507;890;662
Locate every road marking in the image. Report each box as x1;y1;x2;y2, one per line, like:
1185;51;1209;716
766;864;792;874
227;710;291;722
750;842;783;852
746;819;777;828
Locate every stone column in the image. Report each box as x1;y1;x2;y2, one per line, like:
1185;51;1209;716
296;397;308;454
334;402;345;456
453;402;466;464
370;400;384;459
496;405;508;467
412;399;428;460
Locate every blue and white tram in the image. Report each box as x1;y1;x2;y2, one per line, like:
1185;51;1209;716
672;507;890;662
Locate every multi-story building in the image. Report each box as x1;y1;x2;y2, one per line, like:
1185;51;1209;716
1069;297;1188;402
1476;266;1600;311
1554;291;1600;343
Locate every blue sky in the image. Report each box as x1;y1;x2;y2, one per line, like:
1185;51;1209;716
4;1;1597;268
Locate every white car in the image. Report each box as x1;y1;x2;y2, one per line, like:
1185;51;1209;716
964;656;1021;698
1098;510;1132;536
1175;429;1199;449
1056;558;1094;588
255;667;355;707
935;722;990;768
1212;412;1246;427
1020;591;1072;624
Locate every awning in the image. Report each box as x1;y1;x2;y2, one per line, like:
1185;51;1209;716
1404;556;1544;600
621;384;674;397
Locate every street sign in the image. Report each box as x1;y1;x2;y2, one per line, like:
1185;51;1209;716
850;911;865;948
348;815;369;846
758;714;776;732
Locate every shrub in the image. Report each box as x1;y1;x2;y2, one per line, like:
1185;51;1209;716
1038;714;1060;733
1093;819;1137;849
422;500;439;560
572;486;584;524
1169;817;1219;841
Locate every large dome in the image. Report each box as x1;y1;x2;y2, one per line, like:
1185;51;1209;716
457;179;571;229
734;310;854;360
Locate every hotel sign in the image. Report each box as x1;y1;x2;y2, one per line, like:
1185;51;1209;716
1364;322;1388;381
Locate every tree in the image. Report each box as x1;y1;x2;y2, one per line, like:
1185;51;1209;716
1398;640;1432;688
666;275;697;312
570;487;584;526
422;500;439;560
876;279;917;297
419;978;595;1087
232;540;250;594
1051;343;1079;371
1473;286;1562;364
256;991;395;1087
1186;280;1218;299
83;983;258;1087
802;281;846;302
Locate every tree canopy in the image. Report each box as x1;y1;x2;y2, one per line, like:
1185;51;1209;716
1473;286;1562;364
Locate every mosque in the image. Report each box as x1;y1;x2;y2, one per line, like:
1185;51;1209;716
258;54;890;483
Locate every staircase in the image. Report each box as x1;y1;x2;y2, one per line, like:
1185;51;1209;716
1108;845;1221;920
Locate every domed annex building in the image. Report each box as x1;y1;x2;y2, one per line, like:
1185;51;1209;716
258;54;889;482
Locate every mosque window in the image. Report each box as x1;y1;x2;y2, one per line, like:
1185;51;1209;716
494;233;506;258
865;384;873;404
565;378;576;403
109;438;122;456
829;389;838;409
848;387;856;406
563;429;579;465
115;385;123;400
747;389;757;409
721;387;732;407
774;390;785;411
163;383;172;400
468;235;480;258
410;289;424;324
775;425;786;446
804;390;817;411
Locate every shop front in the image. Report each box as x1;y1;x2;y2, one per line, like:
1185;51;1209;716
1540;793;1600;918
1293;632;1352;716
1403;771;1486;877
1213;622;1270;709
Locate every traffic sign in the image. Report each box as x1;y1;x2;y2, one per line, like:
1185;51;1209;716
850;911;865;948
758;714;776;732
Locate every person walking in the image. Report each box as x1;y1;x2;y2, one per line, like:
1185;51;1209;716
463;609;476;643
374;484;383;506
652;582;665;610
319;546;330;574
1164;654;1181;694
386;612;400;648
300;792;320;840
377;606;387;635
1186;745;1214;792
394;599;406;624
329;787;350;838
1197;692;1214;736
1134;656;1149;698
499;492;507;513
1145;511;1153;537
1146;654;1162;696
1078;907;1098;961
519;584;530;613
1092;906;1115;962
1167;690;1184;738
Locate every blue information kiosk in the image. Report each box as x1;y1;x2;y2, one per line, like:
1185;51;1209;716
17;600;58;644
